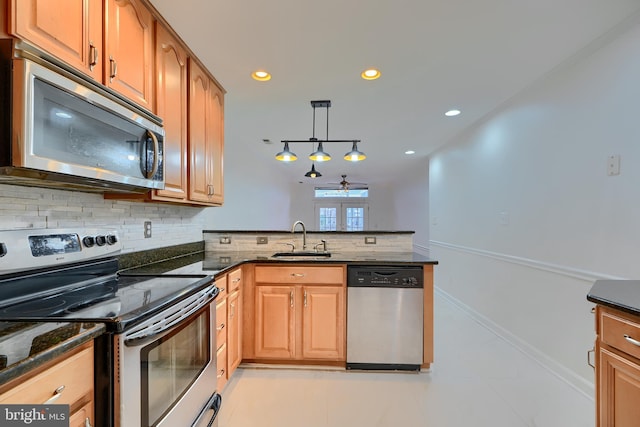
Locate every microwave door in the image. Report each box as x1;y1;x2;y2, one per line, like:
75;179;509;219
13;59;164;191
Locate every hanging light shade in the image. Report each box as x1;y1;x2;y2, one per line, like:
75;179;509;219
275;142;297;162
304;163;322;178
309;142;331;162
344;141;366;162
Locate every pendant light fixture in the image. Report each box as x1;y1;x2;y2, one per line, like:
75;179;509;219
275;142;297;162
304;163;322;178
344;141;366;162
277;100;366;167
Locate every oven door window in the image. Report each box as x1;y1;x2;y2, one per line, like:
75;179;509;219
140;307;210;426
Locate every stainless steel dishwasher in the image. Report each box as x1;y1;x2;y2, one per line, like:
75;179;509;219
346;265;424;371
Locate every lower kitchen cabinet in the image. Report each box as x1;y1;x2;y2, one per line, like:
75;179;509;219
595;305;640;427
302;286;345;360
214;266;243;392
254;285;345;361
0;341;94;426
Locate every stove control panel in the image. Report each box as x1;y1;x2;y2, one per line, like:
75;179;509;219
0;228;122;274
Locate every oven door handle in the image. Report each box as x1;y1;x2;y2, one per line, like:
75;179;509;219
191;392;222;427
124;285;217;347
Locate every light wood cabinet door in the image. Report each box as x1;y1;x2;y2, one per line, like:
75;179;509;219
255;286;295;359
104;0;154;110
69;400;93;427
188;59;224;205
10;0;102;80
598;346;640;427
227;288;242;376
154;23;187;201
302;286;345;360
216;343;227;392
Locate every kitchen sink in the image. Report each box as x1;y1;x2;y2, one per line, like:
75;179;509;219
271;251;331;258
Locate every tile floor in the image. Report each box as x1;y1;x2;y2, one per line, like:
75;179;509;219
218;292;594;427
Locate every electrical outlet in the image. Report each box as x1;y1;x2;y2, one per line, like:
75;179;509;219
144;221;152;238
219;236;231;244
257;236;268;244
365;236;377;244
608;154;620;176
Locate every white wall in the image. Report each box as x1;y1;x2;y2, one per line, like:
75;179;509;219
429;15;640;394
289;182;399;231
390;162;429;253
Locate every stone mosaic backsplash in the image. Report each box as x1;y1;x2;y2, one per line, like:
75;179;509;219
203;231;414;253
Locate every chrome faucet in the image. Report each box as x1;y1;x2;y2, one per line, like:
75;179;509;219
291;220;307;250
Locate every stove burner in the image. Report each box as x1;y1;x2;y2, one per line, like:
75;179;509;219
1;298;68;316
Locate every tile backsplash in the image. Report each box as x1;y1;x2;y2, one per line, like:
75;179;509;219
204;231;414;253
0;184;210;253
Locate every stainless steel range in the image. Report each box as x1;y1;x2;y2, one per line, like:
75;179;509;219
0;229;221;427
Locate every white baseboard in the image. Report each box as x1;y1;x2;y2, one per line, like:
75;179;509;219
435;286;595;400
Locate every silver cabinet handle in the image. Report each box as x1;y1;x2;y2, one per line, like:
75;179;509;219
85;418;92;427
587;348;595;369
291;273;305;277
232;278;241;283
216;323;225;331
109;56;117;81
304;290;307;307
624;334;640;347
290;290;294;308
44;385;65;404
217;369;225;379
218;287;225;292
146;130;160;179
89;42;98;70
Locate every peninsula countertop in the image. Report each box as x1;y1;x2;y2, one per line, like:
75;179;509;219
588;280;640;317
119;250;438;277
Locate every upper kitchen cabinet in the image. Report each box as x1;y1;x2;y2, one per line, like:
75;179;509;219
8;0;103;81
189;58;224;206
104;0;154;111
153;22;187;201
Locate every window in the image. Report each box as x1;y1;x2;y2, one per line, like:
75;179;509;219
315;203;368;231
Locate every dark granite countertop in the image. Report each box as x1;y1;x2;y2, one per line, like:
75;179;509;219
588;280;640;317
0;321;105;385
120;250;437;277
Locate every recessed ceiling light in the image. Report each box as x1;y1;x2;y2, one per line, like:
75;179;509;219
251;70;271;81
445;109;461;117
405;150;416;155
361;68;381;80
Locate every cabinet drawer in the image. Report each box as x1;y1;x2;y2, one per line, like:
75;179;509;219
228;268;242;292
255;265;344;285
0;344;93;405
601;309;640;360
216;275;228;299
216;298;227;349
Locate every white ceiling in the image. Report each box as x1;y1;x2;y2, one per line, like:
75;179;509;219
148;0;640;187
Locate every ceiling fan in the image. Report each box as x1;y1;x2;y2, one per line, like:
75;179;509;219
319;174;368;191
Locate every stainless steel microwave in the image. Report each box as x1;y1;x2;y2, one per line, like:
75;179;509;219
0;46;164;193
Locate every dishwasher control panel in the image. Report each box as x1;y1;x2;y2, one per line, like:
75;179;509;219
347;265;423;288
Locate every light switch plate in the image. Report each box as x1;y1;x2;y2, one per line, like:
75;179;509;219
365;236;376;244
257;236;268;244
219;236;231;244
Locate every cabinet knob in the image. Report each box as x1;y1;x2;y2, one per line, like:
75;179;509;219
217;369;225;379
217;323;225;331
85;418;93;427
